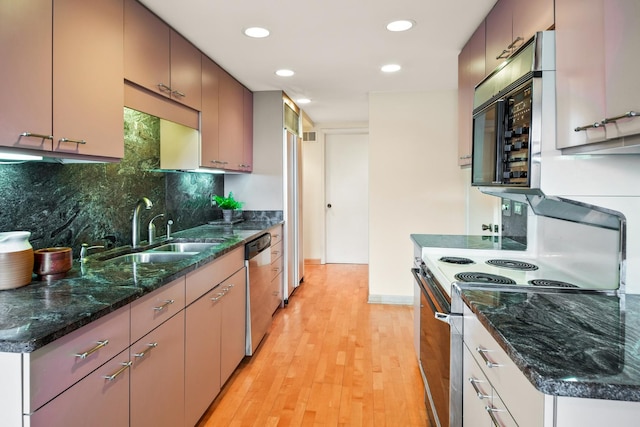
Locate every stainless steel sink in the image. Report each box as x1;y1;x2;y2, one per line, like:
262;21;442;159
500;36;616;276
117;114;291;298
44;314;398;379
107;252;197;264
148;242;220;253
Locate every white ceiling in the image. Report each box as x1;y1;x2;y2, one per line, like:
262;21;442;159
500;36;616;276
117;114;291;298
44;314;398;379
139;0;497;125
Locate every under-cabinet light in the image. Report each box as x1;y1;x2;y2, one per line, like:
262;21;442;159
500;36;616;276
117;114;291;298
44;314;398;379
0;152;43;162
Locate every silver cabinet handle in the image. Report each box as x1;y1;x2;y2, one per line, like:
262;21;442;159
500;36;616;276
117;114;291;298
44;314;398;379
496;49;511;60
103;361;132;381
458;155;472;160
75;340;109;359
507;36;524;50
59;137;86;144
574;122;603;132
602;110;638;124
468;378;490;400
134;342;158;358
476;347;501;368
485;404;507;426
210;292;224;302
153;299;175;311
171;90;185;98
21;132;53;140
157;83;172;93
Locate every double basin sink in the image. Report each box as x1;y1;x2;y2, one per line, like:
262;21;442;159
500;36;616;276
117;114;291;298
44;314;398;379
104;241;222;264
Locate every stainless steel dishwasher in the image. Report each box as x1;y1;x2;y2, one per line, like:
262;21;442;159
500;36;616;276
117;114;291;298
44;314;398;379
245;233;272;356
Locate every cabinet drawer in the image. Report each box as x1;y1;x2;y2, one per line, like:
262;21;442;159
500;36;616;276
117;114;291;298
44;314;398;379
269;225;283;245
26;349;130;427
186;246;244;304
25;304;130;412
131;277;186;343
463;344;493;425
463;305;544;425
270;240;283;262
271;252;283;281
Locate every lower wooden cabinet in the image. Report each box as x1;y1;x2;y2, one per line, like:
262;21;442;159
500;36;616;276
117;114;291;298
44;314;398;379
130;311;185;427
220;268;247;385
26;349;131;427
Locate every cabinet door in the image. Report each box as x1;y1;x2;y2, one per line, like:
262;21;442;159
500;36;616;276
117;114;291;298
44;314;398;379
485;0;513;73
185;286;222;427
170;30;202;111
201;55;222;168
603;0;640;139
242;87;254;172
219;70;245;170
53;0;124;159
27;350;130;427
0;0;52;150
124;0;171;98
457;21;485;166
130;311;185;427
512;0;554;47
220;268;247;385
555;0;607;149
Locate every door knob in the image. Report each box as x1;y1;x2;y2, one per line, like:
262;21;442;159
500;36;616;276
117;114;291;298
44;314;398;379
482;224;492;231
327;204;332;208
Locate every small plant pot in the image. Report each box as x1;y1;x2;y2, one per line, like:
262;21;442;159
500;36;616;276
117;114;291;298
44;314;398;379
222;210;233;223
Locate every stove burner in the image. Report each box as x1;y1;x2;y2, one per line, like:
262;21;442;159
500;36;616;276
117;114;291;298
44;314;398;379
438;256;474;265
486;259;539;271
454;272;516;285
528;279;578;288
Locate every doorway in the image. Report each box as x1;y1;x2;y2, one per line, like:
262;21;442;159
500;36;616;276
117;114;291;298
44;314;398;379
325;132;369;264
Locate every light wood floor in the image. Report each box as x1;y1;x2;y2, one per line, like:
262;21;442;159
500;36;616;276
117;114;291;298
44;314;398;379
197;264;428;426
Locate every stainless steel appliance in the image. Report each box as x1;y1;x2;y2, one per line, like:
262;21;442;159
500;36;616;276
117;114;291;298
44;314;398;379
472;31;555;189
245;233;272;355
411;258;460;427
284;102;304;300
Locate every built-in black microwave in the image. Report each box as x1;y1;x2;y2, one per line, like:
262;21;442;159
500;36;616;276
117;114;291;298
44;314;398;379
471;31;555;189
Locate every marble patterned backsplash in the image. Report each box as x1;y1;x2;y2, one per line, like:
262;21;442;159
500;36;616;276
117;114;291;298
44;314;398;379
0;108;222;256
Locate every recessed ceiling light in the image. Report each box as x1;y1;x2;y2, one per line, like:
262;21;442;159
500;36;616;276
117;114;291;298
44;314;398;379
243;27;270;38
386;20;415;32
381;64;401;73
275;69;295;77
297;98;311;104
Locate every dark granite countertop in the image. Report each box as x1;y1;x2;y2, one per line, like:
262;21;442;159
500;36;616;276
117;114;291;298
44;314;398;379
460;287;640;401
410;234;527;251
0;220;282;353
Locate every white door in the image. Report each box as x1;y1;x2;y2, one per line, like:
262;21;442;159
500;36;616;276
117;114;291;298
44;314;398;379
325;133;369;264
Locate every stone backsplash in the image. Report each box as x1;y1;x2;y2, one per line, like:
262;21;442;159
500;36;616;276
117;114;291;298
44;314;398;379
0;108;222;256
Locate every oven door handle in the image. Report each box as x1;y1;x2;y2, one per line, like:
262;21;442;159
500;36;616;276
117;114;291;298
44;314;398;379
412;268;454;325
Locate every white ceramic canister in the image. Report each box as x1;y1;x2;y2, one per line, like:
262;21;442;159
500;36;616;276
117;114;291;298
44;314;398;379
0;231;34;290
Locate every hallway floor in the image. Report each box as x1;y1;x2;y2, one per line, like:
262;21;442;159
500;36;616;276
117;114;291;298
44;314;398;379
197;263;427;426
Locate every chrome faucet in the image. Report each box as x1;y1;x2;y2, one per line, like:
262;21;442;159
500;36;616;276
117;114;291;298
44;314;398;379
147;213;164;245
132;197;153;248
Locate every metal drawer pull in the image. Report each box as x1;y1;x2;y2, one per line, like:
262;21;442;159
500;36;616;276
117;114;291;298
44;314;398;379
211;292;225;302
134;342;158;358
103;361;132;381
507;36;524;49
575;122;603;132
172;90;186;98
476;347;501;368
75;340;109;359
157;83;172;93
485;404;507;426
496;49;511;60
468;378;490;400
602;110;638;124
59;137;86;145
21;132;53;140
153;299;175;311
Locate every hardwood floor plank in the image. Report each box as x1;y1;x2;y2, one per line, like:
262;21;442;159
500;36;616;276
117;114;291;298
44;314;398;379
197;264;427;426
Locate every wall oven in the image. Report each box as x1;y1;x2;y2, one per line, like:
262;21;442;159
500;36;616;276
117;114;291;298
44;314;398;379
411;260;462;427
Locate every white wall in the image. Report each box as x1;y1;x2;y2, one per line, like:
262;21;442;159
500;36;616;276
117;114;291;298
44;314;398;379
368;90;467;303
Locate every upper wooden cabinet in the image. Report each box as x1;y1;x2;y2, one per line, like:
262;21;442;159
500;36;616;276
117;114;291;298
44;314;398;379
457;21;486;166
201;55;222;169
219;70;253;172
0;0;124;160
556;0;640;151
124;0;201;111
485;0;554;73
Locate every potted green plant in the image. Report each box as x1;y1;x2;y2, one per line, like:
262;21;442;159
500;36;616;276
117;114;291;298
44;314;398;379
212;192;244;222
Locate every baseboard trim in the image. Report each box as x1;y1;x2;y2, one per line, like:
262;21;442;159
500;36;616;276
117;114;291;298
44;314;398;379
367;294;413;305
304;259;322;265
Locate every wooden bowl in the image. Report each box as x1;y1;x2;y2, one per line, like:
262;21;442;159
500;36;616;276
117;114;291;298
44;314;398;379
33;247;73;280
